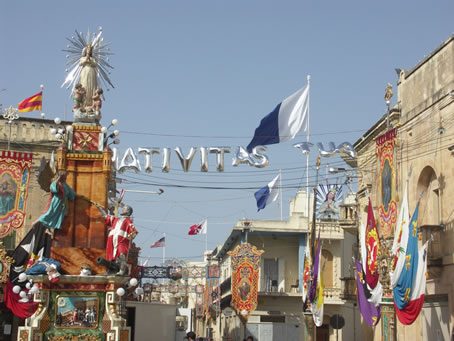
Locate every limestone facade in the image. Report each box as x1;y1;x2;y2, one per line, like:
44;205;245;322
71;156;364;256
354;35;454;340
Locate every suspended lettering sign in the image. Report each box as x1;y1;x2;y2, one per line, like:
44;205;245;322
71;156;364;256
0;151;33;237
228;243;264;324
111;141;356;173
376;128;398;238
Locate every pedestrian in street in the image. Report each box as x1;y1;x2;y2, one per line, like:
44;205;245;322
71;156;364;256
185;331;196;341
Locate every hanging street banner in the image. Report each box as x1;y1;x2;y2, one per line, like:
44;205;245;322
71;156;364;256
0;151;33;237
228;243;264;324
376;128;398;238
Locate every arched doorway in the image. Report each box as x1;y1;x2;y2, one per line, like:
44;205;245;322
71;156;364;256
321;249;333;289
416;166;439;227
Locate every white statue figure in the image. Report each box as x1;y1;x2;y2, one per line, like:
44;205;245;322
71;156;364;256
79;44;97;107
62;28;114;123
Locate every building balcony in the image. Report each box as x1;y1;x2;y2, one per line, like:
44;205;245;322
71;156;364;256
323;287;344;304
338;203;358;234
317;221;344;239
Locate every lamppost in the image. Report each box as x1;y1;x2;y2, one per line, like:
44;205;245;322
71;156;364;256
2;106;19;150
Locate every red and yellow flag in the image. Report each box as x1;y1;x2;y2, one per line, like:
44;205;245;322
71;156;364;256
18;92;42;113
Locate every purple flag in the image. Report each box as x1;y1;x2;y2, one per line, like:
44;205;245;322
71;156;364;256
355;259;381;327
308;234;321;303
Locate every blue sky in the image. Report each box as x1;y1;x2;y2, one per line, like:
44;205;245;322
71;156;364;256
1;1;453;264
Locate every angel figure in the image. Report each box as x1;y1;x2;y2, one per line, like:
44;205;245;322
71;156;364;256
72;83;86;112
92;88;103;113
384;83;394;102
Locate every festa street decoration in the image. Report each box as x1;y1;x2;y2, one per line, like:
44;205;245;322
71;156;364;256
228;243;264;324
111;140;357;174
0;151;33;237
376;128;398;238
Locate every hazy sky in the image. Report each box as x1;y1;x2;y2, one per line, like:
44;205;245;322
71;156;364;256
1;1;453;264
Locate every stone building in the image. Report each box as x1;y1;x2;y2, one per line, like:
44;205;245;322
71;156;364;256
354;34;454;340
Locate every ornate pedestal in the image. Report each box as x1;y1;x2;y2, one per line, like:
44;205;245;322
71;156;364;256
18;275;129;341
380;293;396;341
51;124;112;275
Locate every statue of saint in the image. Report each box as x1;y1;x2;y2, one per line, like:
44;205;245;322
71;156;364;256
80;45;97;107
62;28;114;123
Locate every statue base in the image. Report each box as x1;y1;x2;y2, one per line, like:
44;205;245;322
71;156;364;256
17;275;130;341
50;247;107;275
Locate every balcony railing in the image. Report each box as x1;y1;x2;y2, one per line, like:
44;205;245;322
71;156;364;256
323;287;343;303
317;222;344;239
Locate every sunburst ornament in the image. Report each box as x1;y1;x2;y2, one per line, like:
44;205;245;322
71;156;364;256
61;27;114;97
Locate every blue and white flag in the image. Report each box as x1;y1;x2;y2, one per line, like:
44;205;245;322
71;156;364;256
254;174;280;211
247;84;309;152
393;203;420;310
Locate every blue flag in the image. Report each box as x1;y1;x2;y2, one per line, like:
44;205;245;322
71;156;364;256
254;174;280;211
393;204;419;310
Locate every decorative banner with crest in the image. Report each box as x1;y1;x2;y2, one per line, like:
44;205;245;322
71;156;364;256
0;151;33;237
376;128;398;238
228;243;264;324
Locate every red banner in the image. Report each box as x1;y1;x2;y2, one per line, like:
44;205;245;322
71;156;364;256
0;151;33;237
228;243;264;324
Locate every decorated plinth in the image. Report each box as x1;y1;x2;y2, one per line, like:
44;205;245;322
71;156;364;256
18;275;130;341
51;125;111;275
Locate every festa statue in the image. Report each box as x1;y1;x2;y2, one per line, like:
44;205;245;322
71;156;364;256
96;204;138;276
317;187;341;220
39;170;76;238
62;27;114;124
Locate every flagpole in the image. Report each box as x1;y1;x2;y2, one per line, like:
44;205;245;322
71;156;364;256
279;169;283;220
163;233;166;266
205;220;208;253
40;84;44;118
306;75;311;241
